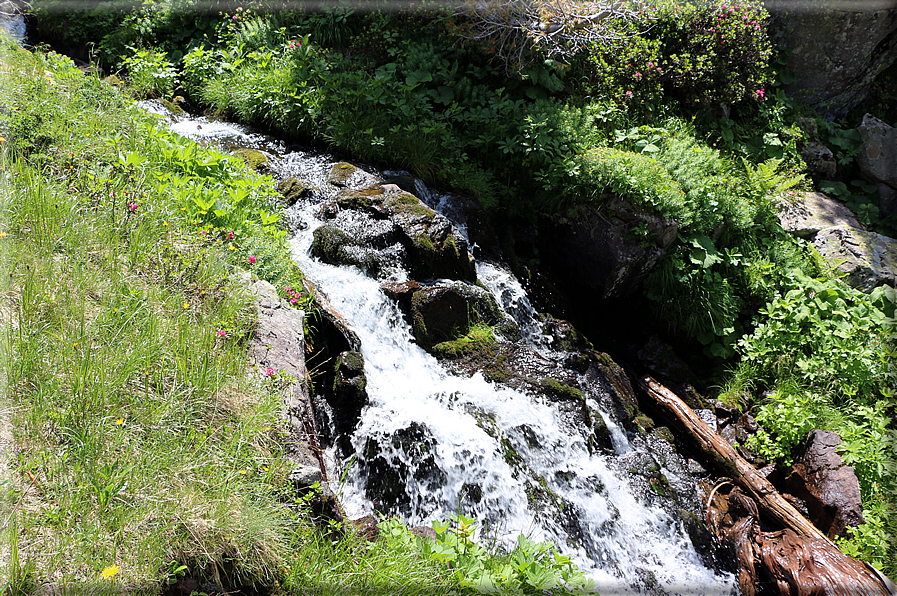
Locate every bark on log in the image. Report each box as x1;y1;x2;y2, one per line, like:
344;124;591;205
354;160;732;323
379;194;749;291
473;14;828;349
639;375;897;596
639;375;830;542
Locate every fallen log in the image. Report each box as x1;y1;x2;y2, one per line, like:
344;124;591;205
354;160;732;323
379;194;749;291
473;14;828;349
639;375;829;541
638;375;897;596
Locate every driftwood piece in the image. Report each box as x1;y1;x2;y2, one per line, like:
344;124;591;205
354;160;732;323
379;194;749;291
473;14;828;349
639;375;829;542
639;375;897;596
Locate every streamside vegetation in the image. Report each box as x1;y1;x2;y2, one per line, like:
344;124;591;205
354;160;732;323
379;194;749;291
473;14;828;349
0;41;598;594
7;0;897;587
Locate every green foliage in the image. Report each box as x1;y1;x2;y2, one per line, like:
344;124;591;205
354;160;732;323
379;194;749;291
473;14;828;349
734;271;896;575
121;46;178;99
582;0;773;113
418;514;595;594
567;147;685;215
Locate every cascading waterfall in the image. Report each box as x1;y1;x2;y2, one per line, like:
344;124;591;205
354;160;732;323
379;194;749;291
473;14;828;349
154;106;737;595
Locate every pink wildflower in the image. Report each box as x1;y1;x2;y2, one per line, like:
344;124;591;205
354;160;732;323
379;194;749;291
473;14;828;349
290;298;298;304
248;256;257;264
265;367;274;376
625;90;632;96
217;330;227;337
228;230;235;240
635;72;641;78
128;203;138;211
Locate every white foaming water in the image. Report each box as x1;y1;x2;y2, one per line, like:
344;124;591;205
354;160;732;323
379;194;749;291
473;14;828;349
289;207;735;595
476;261;553;349
150;108;734;594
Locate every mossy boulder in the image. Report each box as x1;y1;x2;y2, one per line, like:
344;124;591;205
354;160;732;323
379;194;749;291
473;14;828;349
310;213;405;277
232;147;269;172
398;280;518;352
327;161;380;189
276;177;313;205
375;188;476;282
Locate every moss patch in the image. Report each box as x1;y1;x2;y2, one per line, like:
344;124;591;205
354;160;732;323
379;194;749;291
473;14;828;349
541;378;584;401
432;324;496;359
232;147;269;172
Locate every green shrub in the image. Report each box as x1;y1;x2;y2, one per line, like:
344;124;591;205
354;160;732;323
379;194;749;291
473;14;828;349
122;46;178;98
583;0;773;112
567;147;686;215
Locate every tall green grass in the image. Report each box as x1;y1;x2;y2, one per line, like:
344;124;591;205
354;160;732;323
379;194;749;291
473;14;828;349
0;40;465;595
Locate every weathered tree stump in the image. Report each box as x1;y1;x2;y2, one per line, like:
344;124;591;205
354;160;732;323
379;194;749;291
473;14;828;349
638;375;897;596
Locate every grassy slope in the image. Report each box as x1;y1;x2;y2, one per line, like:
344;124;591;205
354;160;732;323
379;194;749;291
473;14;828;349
0;41;458;594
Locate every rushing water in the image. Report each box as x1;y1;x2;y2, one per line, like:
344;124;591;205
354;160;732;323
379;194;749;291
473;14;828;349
152;105;737;595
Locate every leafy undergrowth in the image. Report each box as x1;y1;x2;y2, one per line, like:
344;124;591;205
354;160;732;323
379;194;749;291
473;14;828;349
0;40;598;595
722;271;897;574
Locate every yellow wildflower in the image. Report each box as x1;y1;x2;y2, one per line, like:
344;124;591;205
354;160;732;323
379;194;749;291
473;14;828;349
115;418;124;426
182;302;190;309
100;565;119;581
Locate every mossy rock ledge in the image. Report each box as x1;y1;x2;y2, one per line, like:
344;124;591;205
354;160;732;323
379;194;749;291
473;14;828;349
320;185;476;282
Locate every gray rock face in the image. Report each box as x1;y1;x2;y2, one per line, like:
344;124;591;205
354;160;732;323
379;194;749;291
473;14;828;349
246;277;323;490
777;191;861;237
765;1;897;118
814;225;897;291
800;141;838;180
778;430;864;539
537;200;677;300
311;186;476;283
856;115;897;203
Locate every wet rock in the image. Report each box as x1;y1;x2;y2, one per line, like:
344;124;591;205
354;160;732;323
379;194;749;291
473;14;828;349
777;191;860;238
381;190;476;282
814;225;897;291
857;114;897;188
310;212;406;277
327;161;380;189
331;186;476;282
328;351;367;445
774;429;864;539
766;2;897;117
360;422;447;517
380;280;421;314
537;199;677;299
588;352;640;425
276;176;313;205
542;317;593;352
694;409;718;432
407;281;517;350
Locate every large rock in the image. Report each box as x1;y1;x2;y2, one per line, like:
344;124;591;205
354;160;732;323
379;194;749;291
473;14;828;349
856;114;897;189
313;186;476;282
537;199;677;300
310;211;406;277
777;191;860;237
327;161;380;189
765;1;897;118
376;188;477;282
814;225;897;291
245;276;323;490
403;281;516;350
328;351;368;452
776;430;864;539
